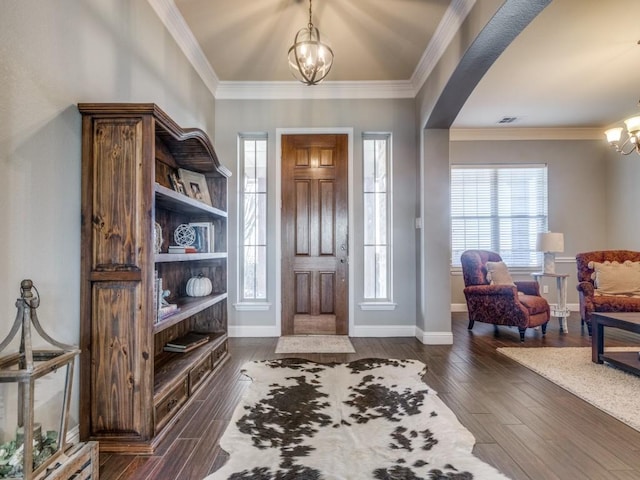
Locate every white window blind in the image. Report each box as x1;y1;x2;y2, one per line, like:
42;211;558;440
450;164;548;268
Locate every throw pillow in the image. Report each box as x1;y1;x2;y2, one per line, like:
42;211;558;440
588;260;640;296
485;261;516;286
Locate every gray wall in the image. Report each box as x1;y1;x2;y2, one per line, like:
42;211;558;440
0;0;215;439
414;0;504;342
605;149;640;250
214;99;418;335
419;130;452;341
449;138;610;307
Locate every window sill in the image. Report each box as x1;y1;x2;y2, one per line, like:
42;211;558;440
358;302;397;311
233;302;271;311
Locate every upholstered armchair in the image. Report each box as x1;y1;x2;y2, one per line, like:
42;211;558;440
575;250;640;336
461;250;550;342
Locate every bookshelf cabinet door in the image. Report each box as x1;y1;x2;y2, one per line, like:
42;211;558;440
90;118;147;271
90;282;150;437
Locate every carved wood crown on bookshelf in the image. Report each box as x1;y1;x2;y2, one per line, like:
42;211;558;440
77;103;231;178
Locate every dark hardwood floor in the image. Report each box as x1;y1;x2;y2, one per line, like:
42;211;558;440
99;313;640;480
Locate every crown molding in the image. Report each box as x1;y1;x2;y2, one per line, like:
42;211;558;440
410;0;476;92
215;80;415;100
450;127;604;141
149;0;474;100
147;0;219;95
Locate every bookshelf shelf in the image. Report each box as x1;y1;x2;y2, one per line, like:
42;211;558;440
153;293;228;334
155;252;227;263
155;183;227;218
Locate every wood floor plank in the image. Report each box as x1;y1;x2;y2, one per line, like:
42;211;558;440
525;404;633;471
140;439;199;480
472;442;531;480
437;394;496;444
151;399;203;457
477;420;564;480
176;421;229;480
115;456;163;480
97;454;138;480
610;470;640;480
550;437;626;479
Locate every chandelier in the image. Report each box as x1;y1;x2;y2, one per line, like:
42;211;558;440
287;0;334;85
605;103;640;155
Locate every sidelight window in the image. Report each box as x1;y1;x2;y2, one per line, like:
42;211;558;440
363;134;392;302
239;134;268;301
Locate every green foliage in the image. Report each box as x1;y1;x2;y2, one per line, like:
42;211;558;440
0;431;58;478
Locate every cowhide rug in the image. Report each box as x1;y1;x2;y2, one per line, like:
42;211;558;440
205;358;510;480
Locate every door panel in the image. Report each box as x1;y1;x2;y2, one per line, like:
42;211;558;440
282;134;348;335
320;181;335;255
295;181;311;255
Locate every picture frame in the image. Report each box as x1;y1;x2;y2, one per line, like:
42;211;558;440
178;168;212;206
168;172;186;195
188;222;214;253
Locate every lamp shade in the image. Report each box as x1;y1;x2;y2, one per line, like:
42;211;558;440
605;127;623;144
624;116;640;135
536;232;564;253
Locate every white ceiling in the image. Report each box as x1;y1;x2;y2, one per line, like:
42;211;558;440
456;0;640;129
175;0;451;82
162;0;640;130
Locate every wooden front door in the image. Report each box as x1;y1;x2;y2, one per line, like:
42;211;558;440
281;134;348;335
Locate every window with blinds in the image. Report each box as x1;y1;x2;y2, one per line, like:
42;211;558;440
450;164;548;268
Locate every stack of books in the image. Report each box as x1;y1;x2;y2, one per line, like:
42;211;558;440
163;332;210;353
158;303;178;319
154;271;179;323
168;245;197;254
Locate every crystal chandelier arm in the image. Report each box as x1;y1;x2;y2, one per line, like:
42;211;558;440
605;107;640;156
616;136;639;155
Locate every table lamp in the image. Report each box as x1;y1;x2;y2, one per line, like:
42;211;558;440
537;232;564;274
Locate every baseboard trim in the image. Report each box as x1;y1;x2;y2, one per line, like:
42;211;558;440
351;325;417;337
451;303;468;312
228;325;280;337
416;327;454;345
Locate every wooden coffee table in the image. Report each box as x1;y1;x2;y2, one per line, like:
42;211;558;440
592;312;640;376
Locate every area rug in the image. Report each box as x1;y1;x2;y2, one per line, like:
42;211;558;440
275;335;355;354
498;346;640;431
204;358;510;479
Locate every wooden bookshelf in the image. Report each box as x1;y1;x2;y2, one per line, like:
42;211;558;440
79;103;230;454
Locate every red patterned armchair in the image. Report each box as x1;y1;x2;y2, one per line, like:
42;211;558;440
461;250;550;342
575;250;640;335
